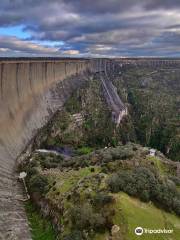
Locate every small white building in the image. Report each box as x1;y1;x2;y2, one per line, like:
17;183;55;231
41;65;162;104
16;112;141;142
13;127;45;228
149;149;156;157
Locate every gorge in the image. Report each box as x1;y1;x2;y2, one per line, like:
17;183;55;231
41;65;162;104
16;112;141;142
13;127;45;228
0;58;180;239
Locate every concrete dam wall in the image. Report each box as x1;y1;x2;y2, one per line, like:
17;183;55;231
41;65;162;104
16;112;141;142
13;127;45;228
0;59;89;161
0;58;106;239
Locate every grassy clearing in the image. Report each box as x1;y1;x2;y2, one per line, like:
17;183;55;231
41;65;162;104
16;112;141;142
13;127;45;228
25;201;56;240
113;192;180;240
76;146;94;155
147;155;176;176
147;156;166;175
94;233;109;240
47;166;100;198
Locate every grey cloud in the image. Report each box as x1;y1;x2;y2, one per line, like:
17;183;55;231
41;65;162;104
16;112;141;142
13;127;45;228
0;36;81;57
0;36;60;54
145;0;180;10
1;0;180;56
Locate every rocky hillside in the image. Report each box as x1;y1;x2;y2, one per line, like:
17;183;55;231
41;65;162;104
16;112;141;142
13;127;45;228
20;143;180;240
112;65;180;161
19;66;180;239
33;73;136;151
32;65;180;161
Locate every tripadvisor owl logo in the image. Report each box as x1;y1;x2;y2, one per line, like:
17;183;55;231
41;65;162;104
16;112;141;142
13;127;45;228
135;227;143;236
134;226;173;236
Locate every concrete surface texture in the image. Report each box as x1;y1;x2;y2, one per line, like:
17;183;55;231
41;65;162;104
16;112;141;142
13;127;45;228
0;58;99;240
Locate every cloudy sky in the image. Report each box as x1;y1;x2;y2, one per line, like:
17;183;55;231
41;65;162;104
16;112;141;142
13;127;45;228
0;0;180;57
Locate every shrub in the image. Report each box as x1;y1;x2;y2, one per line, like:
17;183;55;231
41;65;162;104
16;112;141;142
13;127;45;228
63;231;83;240
92;213;106;231
101;165;109;174
108;171;135;194
133;167;158;201
108;173;121;193
39;154;64;169
93;192;114;206
140;190;150;202
169;176;180;186
80;160;89;168
70;204;94;230
29;174;49;195
173;198;180;216
26;167;39;178
90;167;95;172
69;203;106;232
108;167;180;215
76;146;93;155
102;153;113;163
110;147;134;160
155;180;177;210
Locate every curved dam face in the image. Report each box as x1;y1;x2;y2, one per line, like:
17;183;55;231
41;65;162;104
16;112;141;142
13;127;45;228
0;59;91;161
0;58;104;239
